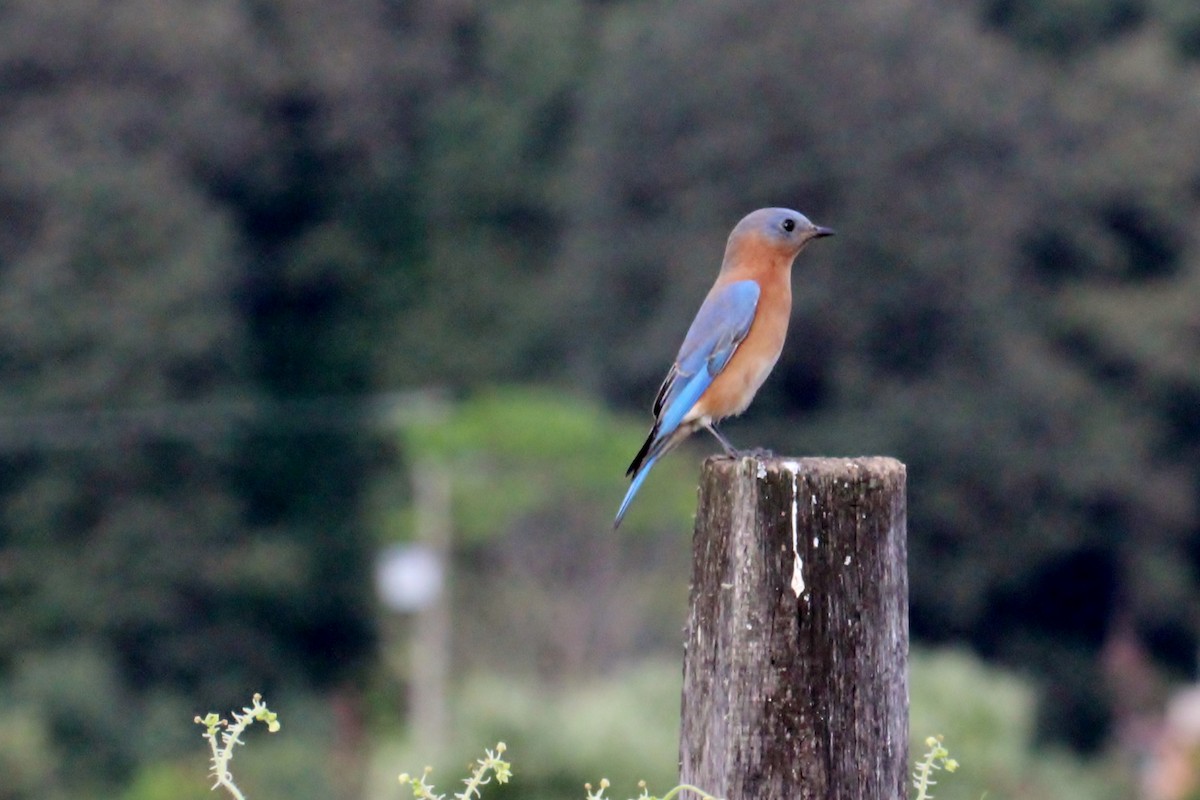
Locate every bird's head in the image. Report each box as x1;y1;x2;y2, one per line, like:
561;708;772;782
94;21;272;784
730;208;835;257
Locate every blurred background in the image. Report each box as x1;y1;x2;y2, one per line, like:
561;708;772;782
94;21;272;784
1;0;1199;798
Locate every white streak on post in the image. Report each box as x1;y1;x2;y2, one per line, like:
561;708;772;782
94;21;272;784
783;461;805;598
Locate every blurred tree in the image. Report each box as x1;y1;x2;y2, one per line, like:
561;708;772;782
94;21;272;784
385;387;696;679
372;0;598;388
0;0;438;793
972;0;1200;60
979;0;1147;56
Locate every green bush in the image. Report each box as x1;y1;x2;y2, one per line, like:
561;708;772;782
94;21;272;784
387;661;683;800
910;648;1130;800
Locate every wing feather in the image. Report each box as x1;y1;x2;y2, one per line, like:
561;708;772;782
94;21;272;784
628;281;758;478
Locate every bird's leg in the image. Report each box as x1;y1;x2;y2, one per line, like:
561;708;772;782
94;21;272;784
704;423;739;456
704;423;775;459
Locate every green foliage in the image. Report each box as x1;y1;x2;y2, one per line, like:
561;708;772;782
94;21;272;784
412;656;1129;800
397;741;720;800
393;387;698;541
392;661;683;800
1155;0;1200;56
909;649;1130;800
0;2;389;791
373;390;700;681
974;0;1200;59
979;0;1146;56
0;705;53;800
373;0;598;388
6;646;134;788
120;762;213;800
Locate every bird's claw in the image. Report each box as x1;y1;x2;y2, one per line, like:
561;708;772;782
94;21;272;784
730;447;775;459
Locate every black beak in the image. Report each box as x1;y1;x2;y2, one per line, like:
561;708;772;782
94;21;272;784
812;225;835;238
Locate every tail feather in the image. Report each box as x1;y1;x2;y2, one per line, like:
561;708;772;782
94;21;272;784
626;426;657;477
614;424;695;527
614;452;660;528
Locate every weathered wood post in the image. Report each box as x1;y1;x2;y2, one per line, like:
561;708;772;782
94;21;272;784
679;456;908;800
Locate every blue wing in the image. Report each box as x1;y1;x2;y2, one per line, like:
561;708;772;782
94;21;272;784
615;280;759;527
653;280;760;439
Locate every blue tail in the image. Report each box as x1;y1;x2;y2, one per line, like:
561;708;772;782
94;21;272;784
614;453;661;528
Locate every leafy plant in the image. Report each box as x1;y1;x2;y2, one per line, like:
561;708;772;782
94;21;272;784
584;777;724;800
194;694;281;800
399;743;512;800
396;742;725;800
912;735;959;800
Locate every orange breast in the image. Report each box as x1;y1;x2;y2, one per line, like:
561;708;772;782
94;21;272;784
690;255;793;421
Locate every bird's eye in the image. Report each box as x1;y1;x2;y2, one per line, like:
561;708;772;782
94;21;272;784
782;218;796;233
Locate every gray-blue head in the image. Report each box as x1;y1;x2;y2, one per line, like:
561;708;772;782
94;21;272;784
724;207;834;263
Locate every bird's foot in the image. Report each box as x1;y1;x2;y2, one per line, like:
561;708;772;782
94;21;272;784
730;447;775;459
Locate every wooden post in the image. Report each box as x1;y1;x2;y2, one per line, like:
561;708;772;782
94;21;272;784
679;456;908;800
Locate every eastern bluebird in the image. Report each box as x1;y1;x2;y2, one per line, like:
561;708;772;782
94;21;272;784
615;207;834;527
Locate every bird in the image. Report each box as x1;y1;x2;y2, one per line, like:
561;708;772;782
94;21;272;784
614;207;834;528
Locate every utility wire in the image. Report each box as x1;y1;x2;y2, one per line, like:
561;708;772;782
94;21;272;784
0;389;448;452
